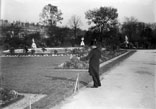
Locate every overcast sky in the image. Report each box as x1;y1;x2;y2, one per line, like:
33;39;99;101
1;0;156;30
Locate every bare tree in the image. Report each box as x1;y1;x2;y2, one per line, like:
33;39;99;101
68;15;82;39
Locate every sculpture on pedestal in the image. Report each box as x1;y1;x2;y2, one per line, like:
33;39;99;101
32;38;37;49
80;37;85;46
125;35;129;48
31;38;37;54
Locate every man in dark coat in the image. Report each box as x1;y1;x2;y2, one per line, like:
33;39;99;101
81;41;101;88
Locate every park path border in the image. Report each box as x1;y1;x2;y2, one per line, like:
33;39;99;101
100;51;130;68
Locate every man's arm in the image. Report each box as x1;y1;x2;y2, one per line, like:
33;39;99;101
80;50;93;61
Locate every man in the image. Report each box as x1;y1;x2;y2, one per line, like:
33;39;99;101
81;40;101;88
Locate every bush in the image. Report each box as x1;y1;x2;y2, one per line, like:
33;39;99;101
0;87;24;108
0;88;18;103
56;49;127;69
56;56;88;69
54;50;58;54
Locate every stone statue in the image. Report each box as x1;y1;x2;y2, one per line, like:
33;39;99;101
32;38;37;49
80;37;85;46
125;35;129;48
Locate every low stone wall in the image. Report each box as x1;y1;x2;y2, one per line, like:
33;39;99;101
2;47;85;55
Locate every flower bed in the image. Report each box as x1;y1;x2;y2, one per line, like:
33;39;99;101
56;49;127;69
0;88;24;108
55;56;89;69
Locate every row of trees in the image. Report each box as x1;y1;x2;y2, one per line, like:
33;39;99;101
0;22;85;49
38;4;156;49
122;17;156;48
1;4;156;50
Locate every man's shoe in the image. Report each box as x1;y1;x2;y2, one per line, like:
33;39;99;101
92;85;98;88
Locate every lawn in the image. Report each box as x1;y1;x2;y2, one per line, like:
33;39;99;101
0;50;136;109
0;56;89;108
1;56;73;94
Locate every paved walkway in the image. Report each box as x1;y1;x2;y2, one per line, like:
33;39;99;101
53;50;156;109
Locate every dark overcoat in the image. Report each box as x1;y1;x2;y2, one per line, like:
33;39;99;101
86;47;101;76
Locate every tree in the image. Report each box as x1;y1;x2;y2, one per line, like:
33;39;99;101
1;23;23;49
68;15;82;40
121;17;151;48
141;26;153;48
39;4;63;26
121;17;139;42
85;7;118;43
151;28;156;48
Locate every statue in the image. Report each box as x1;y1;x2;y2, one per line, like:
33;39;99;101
32;38;37;49
80;37;85;46
125;35;129;48
31;38;37;54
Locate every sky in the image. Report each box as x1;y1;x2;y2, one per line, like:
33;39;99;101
0;0;156;30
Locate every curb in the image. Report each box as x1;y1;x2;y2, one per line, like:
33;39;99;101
100;51;130;68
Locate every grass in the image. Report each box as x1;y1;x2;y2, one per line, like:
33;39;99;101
1;56;70;93
0;50;136;109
